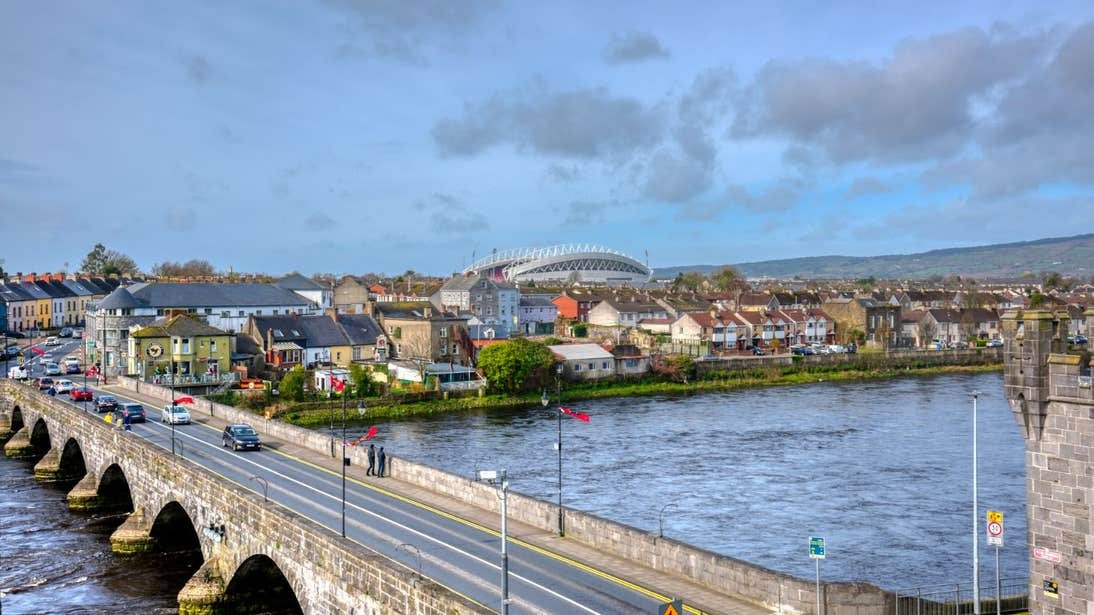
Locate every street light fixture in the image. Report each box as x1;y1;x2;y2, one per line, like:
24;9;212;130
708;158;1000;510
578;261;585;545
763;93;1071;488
547;363;565;536
658;502;679;538
477;468;510;615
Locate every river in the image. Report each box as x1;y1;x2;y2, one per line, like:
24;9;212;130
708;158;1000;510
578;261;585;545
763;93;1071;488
0;371;1024;611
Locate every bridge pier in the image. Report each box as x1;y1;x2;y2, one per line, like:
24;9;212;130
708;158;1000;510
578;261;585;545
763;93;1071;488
177;558;229;615
4;426;35;458
0;409;14;444
67;473;105;511
32;446;65;480
110;509;156;554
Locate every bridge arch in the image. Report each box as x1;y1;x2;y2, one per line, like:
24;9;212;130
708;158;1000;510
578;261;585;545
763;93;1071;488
28;416;51;458
58;437;87;480
223;554;304;615
150;501;203;554
9;403;24;433
97;463;134;513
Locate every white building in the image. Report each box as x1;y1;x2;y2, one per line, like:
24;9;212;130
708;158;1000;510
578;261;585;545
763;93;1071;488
548;343;616;381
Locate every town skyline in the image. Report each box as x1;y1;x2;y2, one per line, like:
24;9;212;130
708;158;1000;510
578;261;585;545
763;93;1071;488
3;2;1094;274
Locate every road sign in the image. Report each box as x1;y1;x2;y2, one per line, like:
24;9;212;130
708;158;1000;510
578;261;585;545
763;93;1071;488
986;510;1004;546
1043;580;1059;599
658;599;683;615
87;341;96;348
1033;547;1062;563
809;536;826;559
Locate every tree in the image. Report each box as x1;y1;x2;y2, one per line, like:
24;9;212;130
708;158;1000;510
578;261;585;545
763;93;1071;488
654;355;696;384
278;366;306;401
347;363;375;398
918;319;938;347
152;259;216;278
82;243;138;276
711;266;742;292
672;272;704;293
477;338;556;394
1041;271;1064;291
1029;291;1045;307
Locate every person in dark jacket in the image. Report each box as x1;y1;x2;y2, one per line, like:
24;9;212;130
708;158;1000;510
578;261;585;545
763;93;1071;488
377;447;386;478
366;444;376;476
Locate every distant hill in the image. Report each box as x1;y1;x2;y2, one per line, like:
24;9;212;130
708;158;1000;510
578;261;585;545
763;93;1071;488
655;234;1094;280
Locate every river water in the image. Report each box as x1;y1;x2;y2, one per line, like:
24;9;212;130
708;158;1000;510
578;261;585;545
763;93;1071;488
0;371;1025;611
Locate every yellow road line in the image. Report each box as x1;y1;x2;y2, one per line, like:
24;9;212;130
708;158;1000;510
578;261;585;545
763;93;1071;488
104;387;707;613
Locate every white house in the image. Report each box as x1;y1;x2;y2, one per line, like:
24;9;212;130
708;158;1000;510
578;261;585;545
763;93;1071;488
548;343;616;381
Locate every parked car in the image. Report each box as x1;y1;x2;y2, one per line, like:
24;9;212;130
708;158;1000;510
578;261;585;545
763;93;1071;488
59;327;73;337
119;402;146;423
791;345;814;355
828;344;846;354
811;343;831;355
43;362;62;376
1076;335;1088;345
72;327;84;337
54;379;75;394
5;345;20;357
954;341;969;349
95;395;119;413
161;405;191;425
222;424;261;451
985;339;1004;348
71;387;94;401
37;377;54;390
751;347;766;355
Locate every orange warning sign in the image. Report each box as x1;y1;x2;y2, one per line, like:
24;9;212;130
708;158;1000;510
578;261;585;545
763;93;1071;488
659;599;683;615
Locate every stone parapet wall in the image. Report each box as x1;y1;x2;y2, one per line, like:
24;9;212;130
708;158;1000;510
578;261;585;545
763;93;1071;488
109;375;891;613
696;348;1001;375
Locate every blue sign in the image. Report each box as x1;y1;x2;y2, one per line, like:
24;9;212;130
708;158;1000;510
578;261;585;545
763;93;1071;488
809;536;826;559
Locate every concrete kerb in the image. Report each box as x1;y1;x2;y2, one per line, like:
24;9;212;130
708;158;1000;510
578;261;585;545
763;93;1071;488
112;376;890;614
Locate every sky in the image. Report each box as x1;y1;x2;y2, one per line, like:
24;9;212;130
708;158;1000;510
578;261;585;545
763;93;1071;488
2;1;1094;276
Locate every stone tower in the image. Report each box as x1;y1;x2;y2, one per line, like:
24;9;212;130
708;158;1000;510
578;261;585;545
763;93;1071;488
1001;308;1091;615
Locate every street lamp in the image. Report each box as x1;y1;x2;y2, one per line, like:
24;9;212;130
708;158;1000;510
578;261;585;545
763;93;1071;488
477;469;510;615
658;502;679;538
544;362;565;537
340;399;367;538
971;391;981;615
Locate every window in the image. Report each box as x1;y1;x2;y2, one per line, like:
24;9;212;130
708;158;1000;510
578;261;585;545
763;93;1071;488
181;338;191;353
205;308;213;314
256;310;263;315
587;362;594;370
451;344;459;354
238;310;244;317
273;310;279;315
440;344;448;355
209;340;217;353
574;363;581;371
352;347;361;361
157;308;165;316
336;352;341;361
395;343;402;355
602;361;608;369
439;328;447;338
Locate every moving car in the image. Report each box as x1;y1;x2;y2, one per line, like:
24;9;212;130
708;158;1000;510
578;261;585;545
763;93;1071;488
37;377;54;390
54;379;75;394
44;362;62;376
71;387;94;401
59;327;73;337
45;336;62;346
95;395;119;413
5;345;20;357
65;362;82;375
161;405;191;425
985;339;1004;348
119;402;146;423
222;424;261;451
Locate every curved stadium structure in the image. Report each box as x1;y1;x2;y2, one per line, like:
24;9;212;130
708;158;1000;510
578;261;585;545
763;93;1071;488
464;245;653;285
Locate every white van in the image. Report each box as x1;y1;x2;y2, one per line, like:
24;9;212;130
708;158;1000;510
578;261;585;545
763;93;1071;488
7;365;29;380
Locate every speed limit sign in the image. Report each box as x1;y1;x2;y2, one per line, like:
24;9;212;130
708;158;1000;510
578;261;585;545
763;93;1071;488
986;510;1004;546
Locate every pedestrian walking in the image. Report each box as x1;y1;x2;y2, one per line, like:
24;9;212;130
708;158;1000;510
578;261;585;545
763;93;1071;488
47;386;56;397
366;444;376;476
122;409;132;431
377;446;386;478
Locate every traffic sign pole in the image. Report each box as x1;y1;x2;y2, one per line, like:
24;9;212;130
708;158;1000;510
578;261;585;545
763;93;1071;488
809;537;825;615
986;510;1004;615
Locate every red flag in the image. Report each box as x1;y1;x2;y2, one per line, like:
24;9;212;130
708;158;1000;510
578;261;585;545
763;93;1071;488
364;426;378;440
173;396;195;405
331;376;345;393
560;406;590;422
29;347;45;356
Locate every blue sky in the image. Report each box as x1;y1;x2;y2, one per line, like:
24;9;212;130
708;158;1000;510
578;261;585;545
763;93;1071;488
2;1;1093;276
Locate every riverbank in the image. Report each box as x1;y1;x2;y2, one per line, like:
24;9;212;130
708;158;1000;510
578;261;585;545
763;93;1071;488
269;362;1002;427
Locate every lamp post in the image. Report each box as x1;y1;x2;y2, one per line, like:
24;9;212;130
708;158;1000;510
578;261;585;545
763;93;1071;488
542;362;565;537
971;391;981;615
340;399;366;538
477;469;510;615
658;502;679;538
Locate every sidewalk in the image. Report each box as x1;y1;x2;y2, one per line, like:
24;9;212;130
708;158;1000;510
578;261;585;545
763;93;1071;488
100;384;774;615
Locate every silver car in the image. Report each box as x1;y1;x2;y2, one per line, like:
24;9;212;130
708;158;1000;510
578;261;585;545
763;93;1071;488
161;405;191;425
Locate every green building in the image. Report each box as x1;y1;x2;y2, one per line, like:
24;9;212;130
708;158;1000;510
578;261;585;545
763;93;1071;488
127;313;231;383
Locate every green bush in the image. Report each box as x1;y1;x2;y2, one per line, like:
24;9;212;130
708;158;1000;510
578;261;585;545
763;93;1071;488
279;366;307;401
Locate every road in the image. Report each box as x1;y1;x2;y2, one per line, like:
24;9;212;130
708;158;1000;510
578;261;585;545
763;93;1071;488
3;337;753;614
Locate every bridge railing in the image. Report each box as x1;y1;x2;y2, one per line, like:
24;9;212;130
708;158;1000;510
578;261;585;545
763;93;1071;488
892;577;1028;615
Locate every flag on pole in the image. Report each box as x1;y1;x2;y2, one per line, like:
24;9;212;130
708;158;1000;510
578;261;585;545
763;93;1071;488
347;427;378;446
29;347;45;356
560;406;590;422
173;396;195;405
331;376;345;393
364;425;378;440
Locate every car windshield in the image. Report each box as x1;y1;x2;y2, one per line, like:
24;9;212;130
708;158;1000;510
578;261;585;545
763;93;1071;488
123;404;142;411
100;396;116;402
232;427;257;436
170;406;188;413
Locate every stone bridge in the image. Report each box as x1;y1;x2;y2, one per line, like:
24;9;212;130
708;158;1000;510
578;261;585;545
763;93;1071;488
0;379;483;615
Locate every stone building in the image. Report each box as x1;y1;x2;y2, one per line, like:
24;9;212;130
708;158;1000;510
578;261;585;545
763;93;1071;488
1002;307;1094;615
822;296;900;348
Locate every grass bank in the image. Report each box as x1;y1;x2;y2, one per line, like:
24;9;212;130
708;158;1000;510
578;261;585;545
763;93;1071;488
252;362;1001;428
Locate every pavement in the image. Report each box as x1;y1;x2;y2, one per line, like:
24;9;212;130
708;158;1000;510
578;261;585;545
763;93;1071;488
94;381;774;615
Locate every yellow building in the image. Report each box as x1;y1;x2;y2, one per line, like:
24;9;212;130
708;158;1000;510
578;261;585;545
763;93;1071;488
127;314;231;383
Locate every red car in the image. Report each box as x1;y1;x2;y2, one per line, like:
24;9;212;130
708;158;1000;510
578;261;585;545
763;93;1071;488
71;387;94;401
